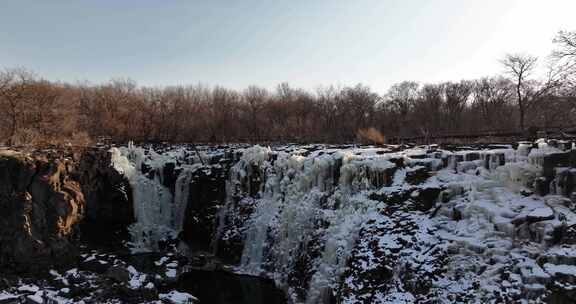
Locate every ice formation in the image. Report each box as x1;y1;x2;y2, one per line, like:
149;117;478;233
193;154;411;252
111;145;176;252
110;141;576;303
213;142;576;303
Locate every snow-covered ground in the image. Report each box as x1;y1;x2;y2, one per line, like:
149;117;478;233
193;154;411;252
0;247;196;303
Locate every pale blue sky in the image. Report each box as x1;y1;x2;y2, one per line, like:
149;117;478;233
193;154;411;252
1;0;576;93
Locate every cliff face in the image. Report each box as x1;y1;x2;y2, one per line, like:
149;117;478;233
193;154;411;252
75;148;134;250
0;150;85;272
0;147;135;272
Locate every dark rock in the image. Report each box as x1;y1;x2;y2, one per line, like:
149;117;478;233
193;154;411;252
75;149;134;251
535;177;550;196
409;154;427;159
483;154;491;170
465;152;480;161
484;153;506;170
162;162;179;193
181;166;228;251
413;187;443;211
570;150;576;168
557;224;576;244
554;169;576;197
388;157;404;168
369;189;412;205
79;258;112;274
368;166;397;188
520;189;534;197
332;157;343;188
494;153;506;167
543;152;571;180
0;278;10;290
177;269;286;304
0;151;85;273
453;207;462;221
104;265;131;283
406;166;430;185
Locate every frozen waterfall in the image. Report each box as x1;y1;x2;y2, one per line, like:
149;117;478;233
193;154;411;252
110;144;198;252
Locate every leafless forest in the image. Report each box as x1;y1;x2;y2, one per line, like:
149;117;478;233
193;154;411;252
1;30;576;146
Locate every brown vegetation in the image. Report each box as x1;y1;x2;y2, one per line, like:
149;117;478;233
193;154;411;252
357;128;386;145
1;31;576;146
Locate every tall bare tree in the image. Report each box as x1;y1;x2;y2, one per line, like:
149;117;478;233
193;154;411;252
500;54;538;131
552;30;576;95
386;81;419;138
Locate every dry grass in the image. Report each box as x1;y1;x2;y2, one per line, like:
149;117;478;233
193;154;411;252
357;127;386;145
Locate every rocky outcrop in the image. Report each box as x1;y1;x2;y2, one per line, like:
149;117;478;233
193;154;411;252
180;165;228;251
74;149;134;250
0;150;85;272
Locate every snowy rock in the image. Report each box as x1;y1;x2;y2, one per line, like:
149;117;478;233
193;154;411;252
0;292;19;304
544;263;576;284
526;207;555;222
17;285;40;293
158;291;197;304
165;268;177;279
25;293;43;304
518;261;551;284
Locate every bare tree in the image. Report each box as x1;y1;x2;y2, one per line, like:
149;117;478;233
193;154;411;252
386;81;419;138
413;83;444;140
472;77;514;130
0;68;36;145
500;54;538;131
243;86;268;142
553;30;576;61
443;80;473;132
552;30;576;94
2;28;576;147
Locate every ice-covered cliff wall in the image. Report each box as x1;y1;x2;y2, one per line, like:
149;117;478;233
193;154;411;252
213;142;576;303
110;140;576;303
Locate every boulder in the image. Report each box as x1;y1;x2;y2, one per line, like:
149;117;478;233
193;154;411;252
526;207;555;223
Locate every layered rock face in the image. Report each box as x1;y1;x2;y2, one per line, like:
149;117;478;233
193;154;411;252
0;150;85;272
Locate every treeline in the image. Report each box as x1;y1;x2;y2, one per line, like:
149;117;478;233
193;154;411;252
1;30;576;146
